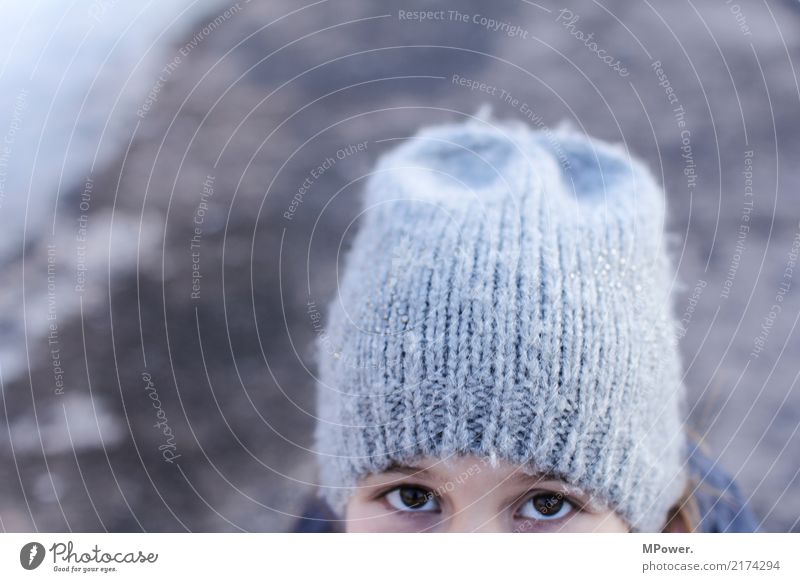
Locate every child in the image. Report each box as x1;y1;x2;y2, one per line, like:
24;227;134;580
301;113;759;533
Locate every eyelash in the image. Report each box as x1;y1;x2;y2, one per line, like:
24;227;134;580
515;490;583;521
376;484;434;504
376;484;583;520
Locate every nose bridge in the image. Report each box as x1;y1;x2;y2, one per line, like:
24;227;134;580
446;502;507;533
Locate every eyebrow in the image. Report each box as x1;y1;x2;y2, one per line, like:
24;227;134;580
506;471;588;492
381;464;592;495
506;471;544;486
383;465;552;488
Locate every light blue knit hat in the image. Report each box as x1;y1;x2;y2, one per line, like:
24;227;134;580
313;111;687;532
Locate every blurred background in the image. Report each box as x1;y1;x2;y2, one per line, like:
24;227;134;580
0;0;798;532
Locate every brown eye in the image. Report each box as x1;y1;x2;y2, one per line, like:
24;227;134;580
518;491;573;521
533;493;564;515
385;486;439;512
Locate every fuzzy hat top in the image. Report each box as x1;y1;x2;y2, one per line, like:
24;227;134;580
313;111;686;532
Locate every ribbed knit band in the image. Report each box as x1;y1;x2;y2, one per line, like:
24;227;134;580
313;113;687;532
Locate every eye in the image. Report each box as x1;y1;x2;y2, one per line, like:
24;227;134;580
384;485;440;513
517;491;574;521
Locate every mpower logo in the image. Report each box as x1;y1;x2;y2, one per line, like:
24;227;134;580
20;542;46;570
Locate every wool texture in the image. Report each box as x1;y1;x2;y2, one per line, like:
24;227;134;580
313;112;687;532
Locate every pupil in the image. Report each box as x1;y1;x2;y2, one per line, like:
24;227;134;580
399;487;430;508
533;493;563;515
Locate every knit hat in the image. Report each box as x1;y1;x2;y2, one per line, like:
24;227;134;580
312;111;687;532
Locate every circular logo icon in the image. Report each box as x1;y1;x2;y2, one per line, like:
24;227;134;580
20;542;46;570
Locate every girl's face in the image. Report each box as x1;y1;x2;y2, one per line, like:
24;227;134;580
345;455;630;532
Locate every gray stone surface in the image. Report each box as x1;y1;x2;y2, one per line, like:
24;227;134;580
1;0;798;531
